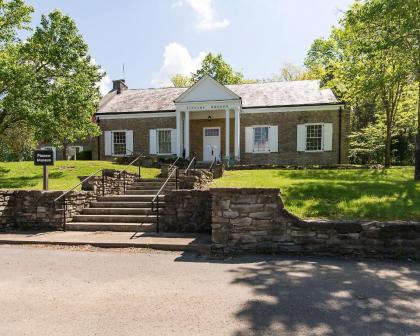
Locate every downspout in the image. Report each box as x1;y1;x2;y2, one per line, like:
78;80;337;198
97;118;101;161
338;106;342;164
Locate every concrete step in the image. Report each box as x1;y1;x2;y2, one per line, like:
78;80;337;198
90;201;164;208
0;231;211;253
97;195;165;202
126;185;174;191
82;208;155;215
131;181;176;187
66;222;156;232
72;214;157;223
125;190;164;195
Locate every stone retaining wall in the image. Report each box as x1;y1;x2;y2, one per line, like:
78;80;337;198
161;190;212;233
0;190;94;231
210;188;420;259
79;169;137;194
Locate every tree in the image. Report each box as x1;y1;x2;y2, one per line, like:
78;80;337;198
170;74;192;87
274;63;310;81
0;2;102;153
192;53;245;84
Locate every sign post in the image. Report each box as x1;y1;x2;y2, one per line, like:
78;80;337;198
34;150;55;191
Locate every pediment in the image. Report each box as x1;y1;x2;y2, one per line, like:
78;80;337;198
174;75;240;103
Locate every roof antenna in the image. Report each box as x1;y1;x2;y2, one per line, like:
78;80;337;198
122;63;126;80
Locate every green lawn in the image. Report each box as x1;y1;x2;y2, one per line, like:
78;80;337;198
0;161;160;191
211;167;420;221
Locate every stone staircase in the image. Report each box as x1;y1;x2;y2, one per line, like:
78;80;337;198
67;178;177;232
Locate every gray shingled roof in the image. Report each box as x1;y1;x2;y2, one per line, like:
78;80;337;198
97;80;339;114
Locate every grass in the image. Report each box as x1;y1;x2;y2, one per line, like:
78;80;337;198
211;167;420;221
0;161;160;191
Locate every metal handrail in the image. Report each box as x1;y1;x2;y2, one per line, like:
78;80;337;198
168;156;180;171
54;168;103;203
117;153;143;194
209;156;217;172
185;157;196;175
152;157;180;233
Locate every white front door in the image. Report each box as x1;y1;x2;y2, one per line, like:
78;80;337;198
203;127;221;162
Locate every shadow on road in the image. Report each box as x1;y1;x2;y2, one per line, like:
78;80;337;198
176;253;420;335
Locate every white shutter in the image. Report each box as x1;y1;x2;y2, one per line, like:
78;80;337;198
104;131;112;156
126;130;133;155
245;127;253;153
297;125;306;152
171;129;177;154
149;129;157;154
268;126;278;153
323;123;333;151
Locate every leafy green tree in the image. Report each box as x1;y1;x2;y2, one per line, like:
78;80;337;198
270;63;310;82
0;2;102;155
192;53;245;84
170;74;192;87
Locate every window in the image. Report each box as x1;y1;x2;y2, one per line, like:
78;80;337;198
112;131;126;155
157;129;172;154
204;128;219;137
306;125;323;151
253;127;269;152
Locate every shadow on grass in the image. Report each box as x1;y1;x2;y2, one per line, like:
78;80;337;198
277;168;392;182
0;176;41;189
283;180;420;220
0;166;11;176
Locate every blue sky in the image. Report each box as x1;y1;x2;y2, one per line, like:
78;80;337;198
25;0;354;93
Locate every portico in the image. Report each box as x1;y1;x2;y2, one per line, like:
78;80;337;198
174;75;242;162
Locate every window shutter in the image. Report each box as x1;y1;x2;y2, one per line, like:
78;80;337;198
245;127;253;153
126;130;134;155
149;129;157;154
104;131;112;156
268;126;278;153
296;125;306;152
323;123;333;151
171;129;177;154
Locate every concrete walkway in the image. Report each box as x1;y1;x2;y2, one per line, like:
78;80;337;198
0;245;419;336
0;231;210;253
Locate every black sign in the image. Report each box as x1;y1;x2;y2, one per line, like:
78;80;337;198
34;150;55;166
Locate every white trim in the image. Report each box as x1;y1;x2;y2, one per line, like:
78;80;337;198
97;112;175;120
174;75;240;103
225;109;230;159
234;108;240;160
243;105;343;114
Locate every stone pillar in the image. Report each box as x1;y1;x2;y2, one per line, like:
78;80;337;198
234;108;240;161
176;110;182;157
184;110;190;159
225;109;230;160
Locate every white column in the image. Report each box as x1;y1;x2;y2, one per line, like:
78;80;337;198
184;110;190;159
234;108;240;161
225;109;230;160
176;110;182;157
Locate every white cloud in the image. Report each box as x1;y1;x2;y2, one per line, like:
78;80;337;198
91;58;112;95
151;42;206;87
173;0;230;30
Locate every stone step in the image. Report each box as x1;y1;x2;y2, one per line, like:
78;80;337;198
66;222;156;232
82;208;155;215
90;201;164;208
97;195;165;202
72;214;157;223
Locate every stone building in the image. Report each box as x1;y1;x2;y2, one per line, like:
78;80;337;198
93;75;349;165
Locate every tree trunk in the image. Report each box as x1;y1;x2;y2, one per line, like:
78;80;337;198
385;124;392;167
415;76;420;180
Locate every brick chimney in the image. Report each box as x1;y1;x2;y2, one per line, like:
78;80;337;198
112;79;128;94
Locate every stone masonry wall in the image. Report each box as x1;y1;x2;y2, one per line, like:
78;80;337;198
161;190;212;233
210;188;420;258
79;169;137;195
0;190;95;231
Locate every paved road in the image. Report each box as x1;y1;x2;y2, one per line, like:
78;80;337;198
0;245;419;336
